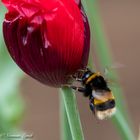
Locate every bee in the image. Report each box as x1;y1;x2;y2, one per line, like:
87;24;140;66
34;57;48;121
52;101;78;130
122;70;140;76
68;68;116;120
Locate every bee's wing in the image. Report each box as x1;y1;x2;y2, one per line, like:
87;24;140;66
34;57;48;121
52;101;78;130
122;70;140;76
100;62;125;87
106;78;120;88
103;62;125;76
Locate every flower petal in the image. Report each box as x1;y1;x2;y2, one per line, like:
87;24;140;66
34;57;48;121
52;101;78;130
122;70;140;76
3;0;90;87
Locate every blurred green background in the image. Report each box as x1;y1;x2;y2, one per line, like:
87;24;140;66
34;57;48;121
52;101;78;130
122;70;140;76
0;0;140;140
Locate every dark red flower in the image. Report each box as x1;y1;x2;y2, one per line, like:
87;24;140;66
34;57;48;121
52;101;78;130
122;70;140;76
2;0;90;87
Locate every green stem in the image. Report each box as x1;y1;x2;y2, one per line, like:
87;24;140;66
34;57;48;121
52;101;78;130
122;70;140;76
112;109;136;140
60;87;84;140
60;92;72;140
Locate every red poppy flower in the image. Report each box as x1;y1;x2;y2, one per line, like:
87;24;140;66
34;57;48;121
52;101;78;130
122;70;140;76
2;0;90;87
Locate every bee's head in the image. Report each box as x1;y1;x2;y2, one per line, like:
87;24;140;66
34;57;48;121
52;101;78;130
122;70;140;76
82;70;93;84
90;90;116;120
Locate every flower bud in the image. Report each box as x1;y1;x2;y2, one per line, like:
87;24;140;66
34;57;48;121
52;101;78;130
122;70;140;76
2;0;90;87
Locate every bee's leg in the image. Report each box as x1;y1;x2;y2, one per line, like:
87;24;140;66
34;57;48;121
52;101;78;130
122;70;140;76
75;78;82;82
89;102;95;115
69;85;86;93
77;68;87;72
71;68;88;80
73;76;82;82
89;96;95;115
76;67;90;73
71;74;82;82
73;67;91;82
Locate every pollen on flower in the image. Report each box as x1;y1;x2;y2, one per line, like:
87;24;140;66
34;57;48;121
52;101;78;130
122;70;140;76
2;0;90;87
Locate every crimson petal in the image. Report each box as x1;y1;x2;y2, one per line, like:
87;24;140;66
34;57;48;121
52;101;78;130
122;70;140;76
3;0;90;87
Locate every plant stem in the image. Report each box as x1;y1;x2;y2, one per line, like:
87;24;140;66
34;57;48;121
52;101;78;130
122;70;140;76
60;92;72;140
60;87;84;140
112;109;136;140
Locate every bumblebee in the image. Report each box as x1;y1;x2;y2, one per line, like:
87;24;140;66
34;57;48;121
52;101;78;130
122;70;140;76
69;68;116;120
